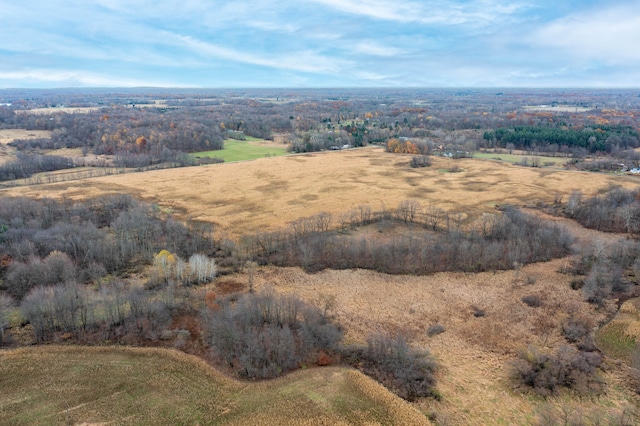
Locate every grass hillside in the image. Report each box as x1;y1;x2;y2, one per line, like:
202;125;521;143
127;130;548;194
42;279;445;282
0;346;430;426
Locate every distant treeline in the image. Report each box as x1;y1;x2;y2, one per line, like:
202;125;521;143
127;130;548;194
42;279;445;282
0;153;77;181
483;125;640;153
4;108;224;154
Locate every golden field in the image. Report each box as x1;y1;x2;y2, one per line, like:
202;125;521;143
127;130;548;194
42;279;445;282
3;147;640;424
3;146;636;238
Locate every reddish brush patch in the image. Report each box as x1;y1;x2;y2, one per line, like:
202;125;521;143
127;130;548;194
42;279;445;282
316;351;332;366
216;280;246;295
205;291;218;310
0;254;12;269
170;315;202;340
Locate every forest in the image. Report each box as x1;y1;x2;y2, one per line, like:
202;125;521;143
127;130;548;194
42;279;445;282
1;88;640;185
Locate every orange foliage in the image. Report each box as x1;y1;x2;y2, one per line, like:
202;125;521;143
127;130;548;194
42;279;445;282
405;141;420;154
387;138;420;154
135;136;147;150
0;254;12;269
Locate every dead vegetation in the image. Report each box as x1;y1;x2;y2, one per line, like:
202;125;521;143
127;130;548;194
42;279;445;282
3;146;637;238
3;148;640;424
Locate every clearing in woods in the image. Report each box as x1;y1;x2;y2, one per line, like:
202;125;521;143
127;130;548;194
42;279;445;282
0;129;52;165
194;137;289;163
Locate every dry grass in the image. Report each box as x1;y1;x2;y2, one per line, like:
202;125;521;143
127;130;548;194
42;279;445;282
4;147;640;424
222;250;636;425
596;299;640;362
0;346;429;425
0;129;53;165
16;107;102;115
523;105;593;112
0;129;53;145
2;146;636;238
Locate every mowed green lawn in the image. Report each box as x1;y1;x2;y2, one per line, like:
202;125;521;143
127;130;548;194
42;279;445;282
0;346;428;425
195;138;289;162
473;151;568;165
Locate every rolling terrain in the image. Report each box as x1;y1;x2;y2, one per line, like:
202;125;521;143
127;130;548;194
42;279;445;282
3;147;640;424
4;146;636;238
0;346;428;425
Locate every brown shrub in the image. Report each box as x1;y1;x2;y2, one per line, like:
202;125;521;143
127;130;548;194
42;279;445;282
205;291;218;310
317;350;332;366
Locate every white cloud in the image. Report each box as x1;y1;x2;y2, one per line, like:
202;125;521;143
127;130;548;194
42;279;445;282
246;20;299;33
1;0;639;88
309;0;527;25
530;2;640;64
169;33;353;74
0;69;184;88
354;70;391;81
354;41;407;57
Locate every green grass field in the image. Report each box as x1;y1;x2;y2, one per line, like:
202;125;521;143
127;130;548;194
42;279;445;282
0;346;429;425
194;139;289;163
473;151;568;166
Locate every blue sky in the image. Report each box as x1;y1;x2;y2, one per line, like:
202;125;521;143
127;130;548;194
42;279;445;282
1;0;639;88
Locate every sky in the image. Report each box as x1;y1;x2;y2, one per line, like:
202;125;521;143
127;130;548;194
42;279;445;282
1;0;639;88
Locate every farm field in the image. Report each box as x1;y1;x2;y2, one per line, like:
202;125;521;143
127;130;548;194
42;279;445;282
4;146;636;238
0;346;427;425
15;106;102;114
194;137;289;163
473;151;568;165
523;105;593;113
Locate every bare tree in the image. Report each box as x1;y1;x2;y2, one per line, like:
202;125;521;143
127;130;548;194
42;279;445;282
396;200;421;223
246;261;258;293
358;204;372;225
188;254;217;284
619;204;640;234
0;294;14;345
424;205;444;231
566;190;583;217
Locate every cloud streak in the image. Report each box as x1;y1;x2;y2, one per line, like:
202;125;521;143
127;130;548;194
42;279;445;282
0;0;639;87
309;0;529;25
